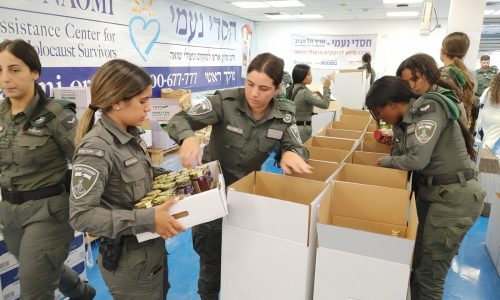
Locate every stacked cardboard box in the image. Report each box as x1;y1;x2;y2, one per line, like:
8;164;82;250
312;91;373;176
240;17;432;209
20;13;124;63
0;232;87;300
52;87;91;120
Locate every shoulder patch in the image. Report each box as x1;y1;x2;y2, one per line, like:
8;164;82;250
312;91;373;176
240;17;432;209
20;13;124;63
288;124;303;144
415;120;437;144
418;102;436;114
77;148;105;157
71;164;99;199
61;113;77;130
283;114;292;123
188;98;212;115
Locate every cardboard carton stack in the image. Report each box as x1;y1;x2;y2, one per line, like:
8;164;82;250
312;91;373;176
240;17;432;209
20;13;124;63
0;232;87;300
53;87;92;120
220;107;417;300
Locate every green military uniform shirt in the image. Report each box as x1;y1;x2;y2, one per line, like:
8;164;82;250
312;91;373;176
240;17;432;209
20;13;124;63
168;88;308;185
476;66;498;97
380;93;473;176
0;93;77;191
292;83;331;122
69;114;155;239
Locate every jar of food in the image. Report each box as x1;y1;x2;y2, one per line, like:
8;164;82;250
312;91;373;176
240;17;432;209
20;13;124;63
190;169;211;193
176;176;195;196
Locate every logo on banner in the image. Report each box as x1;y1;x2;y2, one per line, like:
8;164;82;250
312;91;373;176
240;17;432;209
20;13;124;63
129;16;161;62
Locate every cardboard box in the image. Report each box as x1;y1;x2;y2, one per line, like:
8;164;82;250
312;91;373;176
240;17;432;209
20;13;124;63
345;151;388;166
341;107;371;117
52;87;91;119
313;101;341;113
160;89;192;109
361;141;392;154
307;147;352;163
304;136;358;151
319;129;364;140
367;123;378;132
136;161;228;243
333;163;409;190
329;121;368;131
140;119;153;148
338;114;371;125
149;120;177;150
363;131;376;141
287;160;340;183
221;172;330;300
314;181;417;300
148;98;183;123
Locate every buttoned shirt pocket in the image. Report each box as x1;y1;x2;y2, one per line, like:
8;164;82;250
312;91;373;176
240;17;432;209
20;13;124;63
259;136;278;154
15;134;53;167
120;163;148;207
224;129;246;149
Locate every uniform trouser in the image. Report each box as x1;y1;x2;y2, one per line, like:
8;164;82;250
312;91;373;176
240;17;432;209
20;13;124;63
192;218;222;300
0;191;90;299
99;237;167;300
410;179;485;300
297;125;312;144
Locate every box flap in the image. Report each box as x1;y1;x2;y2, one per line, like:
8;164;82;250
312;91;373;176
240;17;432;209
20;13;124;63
333;163;408;189
351;151;387;166
331;215;407;237
330;121;368;131
323;129;364;140
317;223;415;265
341;107;371;117
304;136;357;151
330;181;410;225
339;114;371;124
287;160;339;183
361;141;392;154
307;147;351;163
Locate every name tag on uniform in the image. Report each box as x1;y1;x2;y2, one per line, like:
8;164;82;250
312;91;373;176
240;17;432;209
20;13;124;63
26;127;44;136
406;124;416;135
78;148;105;157
124;157;139;167
266;128;283;140
226;125;243;134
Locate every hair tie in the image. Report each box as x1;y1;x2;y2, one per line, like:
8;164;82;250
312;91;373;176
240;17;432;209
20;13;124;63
88;104;99;112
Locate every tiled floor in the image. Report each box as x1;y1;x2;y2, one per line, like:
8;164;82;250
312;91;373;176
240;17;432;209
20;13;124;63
86;154;500;299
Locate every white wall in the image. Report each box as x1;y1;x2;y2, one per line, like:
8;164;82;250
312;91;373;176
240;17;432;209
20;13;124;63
255;19;449;80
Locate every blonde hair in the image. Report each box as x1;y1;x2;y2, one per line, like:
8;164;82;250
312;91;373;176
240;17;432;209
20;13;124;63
75;59;152;145
488;73;500;106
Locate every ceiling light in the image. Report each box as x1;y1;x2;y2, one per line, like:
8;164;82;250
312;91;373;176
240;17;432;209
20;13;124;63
485;10;495;15
232;1;270;8
383;0;423;3
296;14;324;19
266;14;295;19
266;1;305;7
386;11;419;17
493;10;500;15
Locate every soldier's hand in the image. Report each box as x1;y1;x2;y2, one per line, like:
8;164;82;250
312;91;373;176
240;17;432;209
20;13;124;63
280;151;313;174
153;198;186;239
179;136;202;169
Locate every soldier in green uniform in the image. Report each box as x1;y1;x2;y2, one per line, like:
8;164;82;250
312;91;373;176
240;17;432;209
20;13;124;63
278;70;293;98
0;39;95;299
168;52;313;300
286;64;332;142
475;55;498;133
366;76;485;300
69;59;185;299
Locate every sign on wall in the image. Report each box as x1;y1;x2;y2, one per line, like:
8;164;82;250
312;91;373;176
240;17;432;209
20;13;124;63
290;34;377;69
0;0;254;96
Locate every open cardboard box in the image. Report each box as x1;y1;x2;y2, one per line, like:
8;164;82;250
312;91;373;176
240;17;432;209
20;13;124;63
361;140;392;154
317;128;364;140
287;159;340;183
307;146;352;163
341;107;371;117
221;172;330;300
345;151;388;166
338;114;371;125
314;181;417;300
328;120;368;131
363;131;376;141
367;123;378;132
332;163;409;190
304;136;359;151
136;161;228;243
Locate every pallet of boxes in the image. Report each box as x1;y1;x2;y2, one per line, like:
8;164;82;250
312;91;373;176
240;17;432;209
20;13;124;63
220;107;415;300
143;89;192;165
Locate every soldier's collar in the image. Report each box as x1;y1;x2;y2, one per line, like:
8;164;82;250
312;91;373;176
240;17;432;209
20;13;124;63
100;114;136;145
5;91;40;120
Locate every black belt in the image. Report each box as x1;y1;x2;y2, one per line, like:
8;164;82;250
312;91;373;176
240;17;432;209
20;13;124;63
297;121;311;126
122;235;156;250
1;184;64;205
418;169;477;186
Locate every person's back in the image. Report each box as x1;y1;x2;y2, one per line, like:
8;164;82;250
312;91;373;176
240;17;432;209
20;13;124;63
479;74;500;149
358;52;376;85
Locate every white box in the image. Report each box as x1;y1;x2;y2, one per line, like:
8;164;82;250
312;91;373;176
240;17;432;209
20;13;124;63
150;120;177;150
52;87;91;119
136;161;228;243
148;98;182;123
0;266;19;300
221;172;330;300
313;181;417;300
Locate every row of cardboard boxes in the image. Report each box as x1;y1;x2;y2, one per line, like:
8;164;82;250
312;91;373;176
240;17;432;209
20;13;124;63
0;232;87;300
134;108;415;299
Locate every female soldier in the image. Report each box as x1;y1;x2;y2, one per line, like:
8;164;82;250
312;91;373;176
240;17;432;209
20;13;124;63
397;53;469;129
366;76;485;300
286;63;332;142
69;59;185;299
358;52;376;85
0;39;95;299
168;52;313;300
439;32;475;129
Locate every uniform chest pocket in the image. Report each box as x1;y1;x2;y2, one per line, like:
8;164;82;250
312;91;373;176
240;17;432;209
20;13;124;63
16;134;50;150
259;137;278;153
120;163;148;204
224;129;246;149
